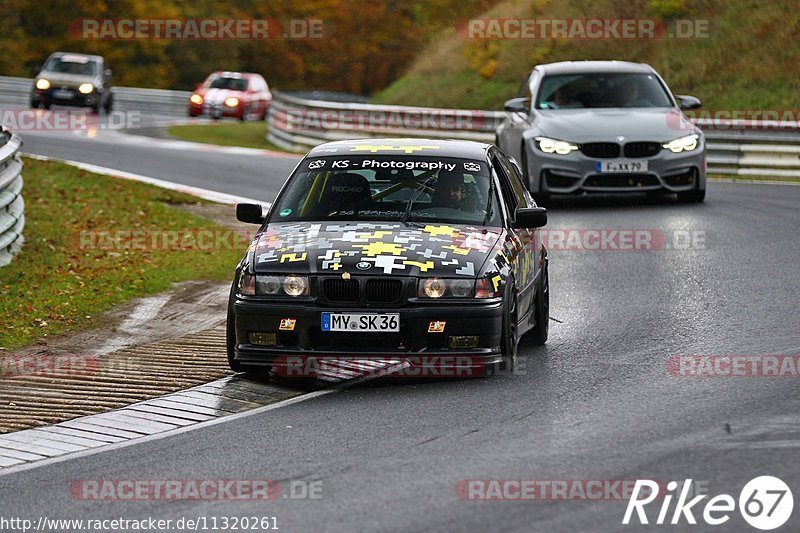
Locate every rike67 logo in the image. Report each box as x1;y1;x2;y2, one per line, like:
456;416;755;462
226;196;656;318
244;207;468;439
623;477;793;530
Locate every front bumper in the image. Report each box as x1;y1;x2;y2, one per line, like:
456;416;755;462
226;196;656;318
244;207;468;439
232;297;504;373
527;143;706;195
202;102;243;119
31;88;98;108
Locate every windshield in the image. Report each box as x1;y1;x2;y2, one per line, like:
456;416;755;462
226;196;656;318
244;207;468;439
43;56;99;76
536;72;673;109
207;77;248;91
269;155;500;226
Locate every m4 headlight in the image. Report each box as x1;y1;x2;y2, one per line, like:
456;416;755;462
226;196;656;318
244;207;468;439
239;274;309;297
534;137;579;155
35;79;50;90
663;134;700;153
78;83;95;94
418;278;499;299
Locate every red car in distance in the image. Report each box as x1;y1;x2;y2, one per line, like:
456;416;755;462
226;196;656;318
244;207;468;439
188;72;272;121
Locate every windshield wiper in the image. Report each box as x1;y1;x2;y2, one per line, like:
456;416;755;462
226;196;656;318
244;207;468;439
399;174;437;226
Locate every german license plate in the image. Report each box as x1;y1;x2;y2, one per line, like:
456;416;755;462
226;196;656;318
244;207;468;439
53;89;74;99
597;160;648;173
321;313;399;332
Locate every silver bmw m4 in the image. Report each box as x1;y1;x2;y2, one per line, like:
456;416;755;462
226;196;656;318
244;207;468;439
496;61;706;202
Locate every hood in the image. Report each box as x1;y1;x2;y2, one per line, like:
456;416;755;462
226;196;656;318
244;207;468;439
251;222;502;278
37;72;97;88
534;107;700;143
201;87;244;105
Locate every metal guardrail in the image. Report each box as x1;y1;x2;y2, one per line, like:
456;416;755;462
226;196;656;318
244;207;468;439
698;119;800;177
0;128;24;267
267;91;504;151
0;76;190;116
267;92;800;178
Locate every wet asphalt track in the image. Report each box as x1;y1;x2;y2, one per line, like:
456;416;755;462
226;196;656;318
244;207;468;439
1;119;799;532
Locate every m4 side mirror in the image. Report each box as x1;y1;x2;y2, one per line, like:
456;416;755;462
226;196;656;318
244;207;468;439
504;97;530;114
675;94;702;110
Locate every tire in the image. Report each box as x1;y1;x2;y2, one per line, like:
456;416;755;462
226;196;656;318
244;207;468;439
240;105;249;121
529;258;549;345
104;94;113;113
677;188;705;203
225;286;242;373
496;282;518;374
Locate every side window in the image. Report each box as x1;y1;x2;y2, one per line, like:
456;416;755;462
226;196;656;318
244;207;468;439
497;153;528;207
492;155;518;222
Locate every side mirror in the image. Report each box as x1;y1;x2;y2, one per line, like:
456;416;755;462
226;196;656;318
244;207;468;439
236;203;265;224
514;207;547;228
33;65;42;75
104;68;112;78
675;94;701;110
504;97;530;114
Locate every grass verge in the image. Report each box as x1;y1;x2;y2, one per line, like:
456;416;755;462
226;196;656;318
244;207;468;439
0;158;245;351
374;0;799;111
167;121;300;153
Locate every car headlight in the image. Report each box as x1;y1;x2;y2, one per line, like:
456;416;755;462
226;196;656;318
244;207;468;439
663;134;699;153
35;79;50;90
225;97;239;107
420;278;448;298
78;83;94;94
239;274;310;297
535;137;579;155
282;275;308;297
418;278;498;299
190;94;203;105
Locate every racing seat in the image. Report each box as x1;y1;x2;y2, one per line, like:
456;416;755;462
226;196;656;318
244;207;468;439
313;172;374;216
